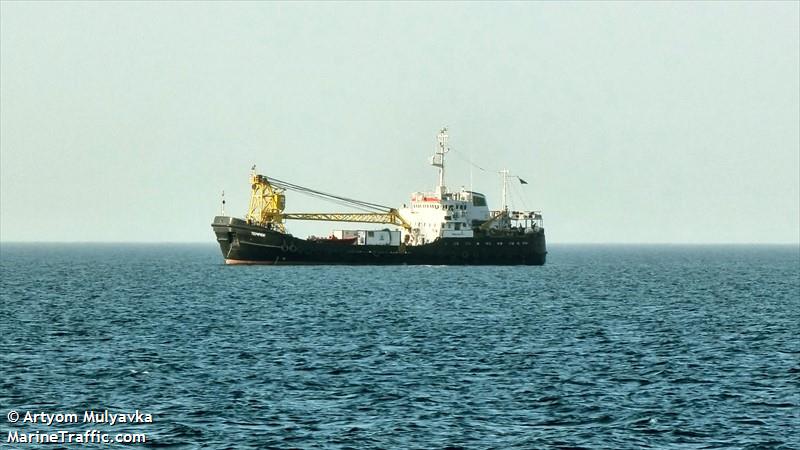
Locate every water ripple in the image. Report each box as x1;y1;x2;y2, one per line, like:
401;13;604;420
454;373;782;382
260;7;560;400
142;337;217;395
1;244;798;449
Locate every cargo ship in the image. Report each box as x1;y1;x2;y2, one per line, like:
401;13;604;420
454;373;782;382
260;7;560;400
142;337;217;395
211;128;546;265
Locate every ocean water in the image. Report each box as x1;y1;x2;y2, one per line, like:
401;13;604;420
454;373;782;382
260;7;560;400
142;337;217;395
1;243;798;449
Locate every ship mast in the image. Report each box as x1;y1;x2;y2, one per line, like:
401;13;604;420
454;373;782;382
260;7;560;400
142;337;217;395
431;127;449;197
500;169;510;212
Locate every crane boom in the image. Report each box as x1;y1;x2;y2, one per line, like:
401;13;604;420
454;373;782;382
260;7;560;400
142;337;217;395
245;168;410;232
282;210;411;231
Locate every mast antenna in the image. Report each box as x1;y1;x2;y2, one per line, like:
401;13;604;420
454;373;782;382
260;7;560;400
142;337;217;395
431;127;449;196
500;169;509;212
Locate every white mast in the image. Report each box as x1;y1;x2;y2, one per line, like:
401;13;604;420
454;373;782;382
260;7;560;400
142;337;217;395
500;169;510;212
431;127;449;197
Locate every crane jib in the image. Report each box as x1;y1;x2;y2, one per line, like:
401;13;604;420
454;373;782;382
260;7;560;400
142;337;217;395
245;170;411;232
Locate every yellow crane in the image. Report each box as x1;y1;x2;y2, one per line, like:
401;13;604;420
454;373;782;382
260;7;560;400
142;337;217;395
244;169;411;233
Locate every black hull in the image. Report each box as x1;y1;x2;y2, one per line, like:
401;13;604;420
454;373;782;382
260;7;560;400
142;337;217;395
211;216;546;266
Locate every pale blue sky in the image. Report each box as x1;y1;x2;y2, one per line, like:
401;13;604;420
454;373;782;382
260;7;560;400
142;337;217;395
1;2;798;243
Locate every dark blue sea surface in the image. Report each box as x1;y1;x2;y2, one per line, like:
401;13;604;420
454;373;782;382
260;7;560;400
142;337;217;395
1;244;799;449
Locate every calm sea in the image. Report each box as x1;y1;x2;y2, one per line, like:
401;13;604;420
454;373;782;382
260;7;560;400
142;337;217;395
1;244;799;449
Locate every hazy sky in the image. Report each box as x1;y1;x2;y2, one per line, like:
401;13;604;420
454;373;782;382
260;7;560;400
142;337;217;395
1;2;798;243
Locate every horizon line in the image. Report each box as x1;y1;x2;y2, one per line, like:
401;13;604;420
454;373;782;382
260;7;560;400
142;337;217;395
1;241;798;246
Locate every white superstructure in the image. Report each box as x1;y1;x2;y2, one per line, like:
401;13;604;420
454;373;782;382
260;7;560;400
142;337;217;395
396;128;492;245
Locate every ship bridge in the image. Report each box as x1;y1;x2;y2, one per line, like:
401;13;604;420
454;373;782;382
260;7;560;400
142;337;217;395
397;128;542;246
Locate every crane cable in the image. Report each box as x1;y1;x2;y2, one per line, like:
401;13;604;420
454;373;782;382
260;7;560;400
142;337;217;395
266;176;393;213
449;146;532;211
